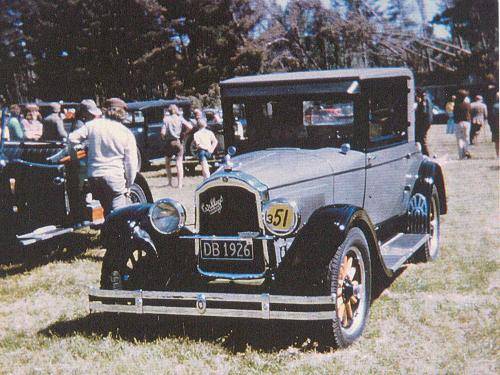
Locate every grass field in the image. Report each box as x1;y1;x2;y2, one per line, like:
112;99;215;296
0;126;498;374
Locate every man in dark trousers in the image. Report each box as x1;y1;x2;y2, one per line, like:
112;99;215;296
69;98;138;215
42;102;68;141
415;89;433;156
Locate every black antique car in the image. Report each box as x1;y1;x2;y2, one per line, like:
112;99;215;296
0;112;153;250
89;68;447;348
124;99;192;169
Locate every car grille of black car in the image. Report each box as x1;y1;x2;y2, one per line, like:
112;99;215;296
197;184;266;276
198;186;260;235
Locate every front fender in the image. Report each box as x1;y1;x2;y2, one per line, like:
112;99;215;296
413;160;447;214
101;203;153;250
274;204;389;292
100;202;196;275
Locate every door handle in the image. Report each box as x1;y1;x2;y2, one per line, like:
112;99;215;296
405;153;411;159
367;154;377;161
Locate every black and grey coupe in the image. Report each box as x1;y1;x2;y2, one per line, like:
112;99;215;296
89;68;447;348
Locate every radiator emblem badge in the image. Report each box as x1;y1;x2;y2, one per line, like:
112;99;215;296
201;196;224;215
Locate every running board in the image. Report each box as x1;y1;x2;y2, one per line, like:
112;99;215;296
16;226;74;246
380;233;429;272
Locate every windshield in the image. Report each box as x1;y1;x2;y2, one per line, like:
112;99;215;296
223;96;356;153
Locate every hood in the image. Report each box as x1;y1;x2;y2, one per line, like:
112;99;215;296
229;148;338;189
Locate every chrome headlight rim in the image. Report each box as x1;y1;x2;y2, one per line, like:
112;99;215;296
148;198;186;235
262;198;301;237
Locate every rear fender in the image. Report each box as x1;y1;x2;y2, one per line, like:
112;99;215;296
133;173;153;203
413;160;447;214
274;205;390;291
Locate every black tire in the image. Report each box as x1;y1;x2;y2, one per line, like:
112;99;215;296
129;182;148;204
323;227;371;348
185;134;198;158
137;148;142;172
409;186;441;262
100;242;160;290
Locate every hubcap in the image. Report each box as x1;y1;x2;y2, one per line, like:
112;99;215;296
336;247;366;333
408;193;428;233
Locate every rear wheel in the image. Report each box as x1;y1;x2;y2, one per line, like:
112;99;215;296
185;134;198;158
323;227;371;348
408;186;440;262
129;183;147;204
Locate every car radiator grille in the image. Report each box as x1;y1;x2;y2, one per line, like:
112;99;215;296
197;185;266;276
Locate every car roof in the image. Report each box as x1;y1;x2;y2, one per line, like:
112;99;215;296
126;99;191;111
20;101;80;107
220;67;412;87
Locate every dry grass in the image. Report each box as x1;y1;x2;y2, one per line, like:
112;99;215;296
0;126;498;374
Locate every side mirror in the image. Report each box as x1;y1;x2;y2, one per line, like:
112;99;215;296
340;143;351;154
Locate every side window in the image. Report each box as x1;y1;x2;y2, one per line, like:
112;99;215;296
232;103;248;141
302;100;355;148
368;84;408;147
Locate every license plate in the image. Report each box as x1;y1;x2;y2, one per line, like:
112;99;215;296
200;239;253;260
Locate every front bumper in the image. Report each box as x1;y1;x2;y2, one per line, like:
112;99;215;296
88;287;336;320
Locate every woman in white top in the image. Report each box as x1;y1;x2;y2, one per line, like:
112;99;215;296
194;118;218;179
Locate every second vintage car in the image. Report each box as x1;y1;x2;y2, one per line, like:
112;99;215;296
0;119;153;251
89;68;447;348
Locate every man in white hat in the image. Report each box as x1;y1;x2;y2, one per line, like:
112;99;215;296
69;98;138;215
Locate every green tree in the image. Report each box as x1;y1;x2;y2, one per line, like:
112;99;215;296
433;0;498;79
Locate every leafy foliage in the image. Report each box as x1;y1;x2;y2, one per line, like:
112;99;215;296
0;0;496;103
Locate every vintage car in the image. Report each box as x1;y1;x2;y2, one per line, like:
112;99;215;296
89;68;447;348
124;99;192;169
0;125;153;250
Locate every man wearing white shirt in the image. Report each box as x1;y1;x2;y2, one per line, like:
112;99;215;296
194;117;218;179
69;98;138;215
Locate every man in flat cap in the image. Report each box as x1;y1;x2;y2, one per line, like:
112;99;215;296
69;98;138;215
42;102;67;141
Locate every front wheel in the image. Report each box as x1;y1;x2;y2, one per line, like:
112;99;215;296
100;241;160;290
323;227;371;348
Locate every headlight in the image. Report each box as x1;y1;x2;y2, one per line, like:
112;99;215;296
262;199;300;236
149;198;186;235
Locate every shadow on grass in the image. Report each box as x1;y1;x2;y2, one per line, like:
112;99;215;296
0;231;100;278
40;313;336;353
40;268;408;354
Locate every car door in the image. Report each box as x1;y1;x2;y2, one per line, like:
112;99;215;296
9;160;68;233
363;79;410;225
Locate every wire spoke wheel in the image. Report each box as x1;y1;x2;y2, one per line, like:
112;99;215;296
427;191;440;259
408;186;441;262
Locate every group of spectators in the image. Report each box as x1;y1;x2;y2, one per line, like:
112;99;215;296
1;102;68;142
446;87;499;160
415;86;499;160
1;98;219;216
161;105;218;189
